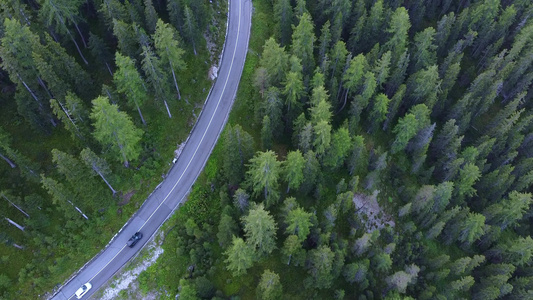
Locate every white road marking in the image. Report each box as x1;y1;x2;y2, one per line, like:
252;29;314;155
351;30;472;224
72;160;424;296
67;1;245;298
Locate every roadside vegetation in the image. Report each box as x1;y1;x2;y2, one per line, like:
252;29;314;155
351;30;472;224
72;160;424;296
139;0;533;299
0;0;227;298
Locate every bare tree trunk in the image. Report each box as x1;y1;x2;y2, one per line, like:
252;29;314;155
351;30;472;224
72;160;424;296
67;30;89;65
337;88;349;114
136;103;146;126
37;75;53;99
0;153;16;168
67;200;88;219
6;218;25;231
170;64;181;99
96;171;117;195
287;254;292;265
105;62;113;76
57;99;81;134
2;194;29;218
13;243;24;249
17;73;42;108
73;21;87;48
164;100;172;118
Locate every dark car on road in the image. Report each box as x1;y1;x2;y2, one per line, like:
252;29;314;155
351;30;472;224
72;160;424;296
127;232;143;248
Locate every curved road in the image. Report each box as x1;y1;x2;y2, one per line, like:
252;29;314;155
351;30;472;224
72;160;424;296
50;0;251;299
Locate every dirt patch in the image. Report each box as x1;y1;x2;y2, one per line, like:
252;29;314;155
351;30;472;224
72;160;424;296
353;190;395;232
119;191;136;206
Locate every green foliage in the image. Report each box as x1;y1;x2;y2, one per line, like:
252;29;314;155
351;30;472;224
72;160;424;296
90;96;143;167
257;269;283;300
224;236;254;277
246;151;281;207
242;203;277;257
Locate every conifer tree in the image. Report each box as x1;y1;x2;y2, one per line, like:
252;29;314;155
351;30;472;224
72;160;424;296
242;204;277;257
225;236;254;276
291;12;315;75
114;52;147;125
247;151;281;207
154;19;186;100
90;96;143;167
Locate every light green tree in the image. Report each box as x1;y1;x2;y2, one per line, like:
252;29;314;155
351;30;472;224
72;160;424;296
291;12;315;74
260;37;289;85
225;236;254;276
313;121;332;156
286;207;312;242
242;204;277;257
114;52;147;125
90;96;143;167
391;113;418;154
308;245;335;289
247;151;281;207
141;45;173;118
154;19;186;100
324;127;352;169
283;150;305;193
257;270;282;300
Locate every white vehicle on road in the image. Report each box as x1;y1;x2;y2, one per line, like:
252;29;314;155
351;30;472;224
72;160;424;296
75;282;91;299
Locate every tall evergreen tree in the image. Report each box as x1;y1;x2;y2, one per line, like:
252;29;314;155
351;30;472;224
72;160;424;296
90;96;143;167
154;19;186;100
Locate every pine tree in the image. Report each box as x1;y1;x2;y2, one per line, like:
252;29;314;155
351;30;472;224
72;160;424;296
224;236;254;276
291;12;315;75
242;204;277;257
286;207;312;242
324;127;351;169
222;125;254;185
114;52;147;125
282;235;305;266
484;191;532;230
39;0;88;64
391;113;418;154
313;121;332;157
153;19;186;100
143;0;158;33
274;0;293;46
90;96;143;167
283;150;305;193
80;148;116;195
247;151;281;207
141;45;173;118
384;7;411;65
112;19;138;58
308;245;335;289
341;54;367;112
88;33;114;76
317;21;331;69
217;213;238;248
183;5;199;55
347;135;368;175
455;163;481;199
260;37;289;86
411;27;437;72
257;270;282;300
458;212;485;245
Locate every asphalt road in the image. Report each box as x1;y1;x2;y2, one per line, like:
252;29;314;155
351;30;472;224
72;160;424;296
49;0;251;299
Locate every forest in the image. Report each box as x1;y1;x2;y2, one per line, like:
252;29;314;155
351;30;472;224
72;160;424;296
0;0;228;298
137;0;533;299
2;0;533;299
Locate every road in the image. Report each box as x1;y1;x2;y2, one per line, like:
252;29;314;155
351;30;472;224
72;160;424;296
50;0;251;299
